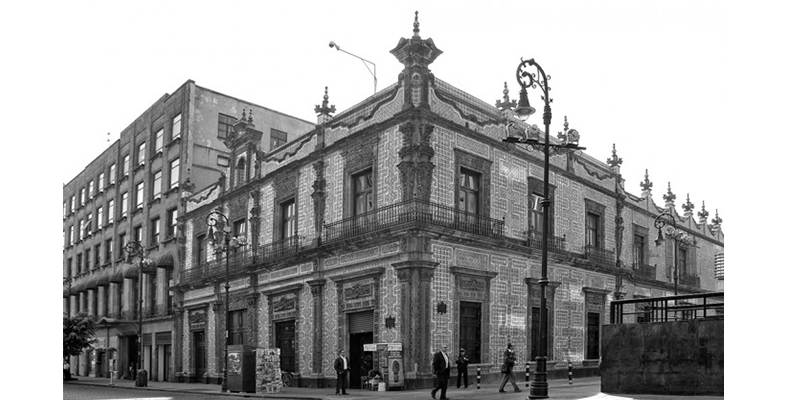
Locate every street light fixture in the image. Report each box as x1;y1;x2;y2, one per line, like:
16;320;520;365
206;209;245;392
123;241;154;387
329;41;377;94
653;211;694;296
502;57;584;399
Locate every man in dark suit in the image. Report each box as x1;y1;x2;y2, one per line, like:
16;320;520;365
333;349;350;395
431;344;451;400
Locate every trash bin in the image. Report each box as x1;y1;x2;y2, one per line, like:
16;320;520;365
136;369;148;387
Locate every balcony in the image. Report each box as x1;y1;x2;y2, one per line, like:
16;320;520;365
610;292;724;324
526;230;568;256
633;262;657;280
680;273;701;288
584;245;616;267
324;199;505;242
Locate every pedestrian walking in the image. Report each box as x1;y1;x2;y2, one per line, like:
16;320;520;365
456;348;469;388
333;349;350;395
498;343;521;393
431;344;452;400
63;359;71;381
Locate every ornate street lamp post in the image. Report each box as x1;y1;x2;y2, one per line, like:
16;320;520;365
654;211;693;296
206;209;245;392
124;241;154;387
502;57;584;399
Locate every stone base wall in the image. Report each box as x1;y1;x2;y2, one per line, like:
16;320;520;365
601;319;723;396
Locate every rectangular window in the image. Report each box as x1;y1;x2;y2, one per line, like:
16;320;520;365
108;199;115;224
586;212;600;248
78;219;84;241
228;309;245;345
154;128;164;154
150;217;160;246
233;218;246;238
137;142;146;165
196;234;206;264
85;213;93;235
70;195;75;212
217;113;237;139
88;180;94;198
122;155;130;176
678;248;688;277
166;208;177;238
109;163;116;184
84;249;91;270
633;234;646;268
166;270;174;315
76;254;83;273
353;169;373;216
96;206;104;229
105;239;113;263
270;129;288;150
79;188;86;206
99;172;105;191
120;192;128;218
66;258;72;278
135;182;144;209
69;226;75;245
169;158;180;189
152;170;162;200
217;155;230;167
117;233;126;259
280;199;296;239
133;225;143;244
94;244;101;266
530;191;544;234
172;113;182;140
458;168;480;215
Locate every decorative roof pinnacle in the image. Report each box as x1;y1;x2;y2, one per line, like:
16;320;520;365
640;169;653;193
682;193;695;215
606;143;623;168
495;81;518;111
413;11;420;38
314;86;336;116
663;182;676;204
698;201;709;222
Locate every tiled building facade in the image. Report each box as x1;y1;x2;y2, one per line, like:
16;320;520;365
62;80;315;382
173;16;723;389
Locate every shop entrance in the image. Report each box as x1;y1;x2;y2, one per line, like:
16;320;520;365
348;311;373;388
192;331;206;381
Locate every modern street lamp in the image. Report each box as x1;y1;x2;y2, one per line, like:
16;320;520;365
329;41;377;94
502;57;584;399
206;209;245;392
653;211;693;296
123;241;154;387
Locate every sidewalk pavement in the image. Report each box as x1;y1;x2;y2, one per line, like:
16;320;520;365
65;375;723;400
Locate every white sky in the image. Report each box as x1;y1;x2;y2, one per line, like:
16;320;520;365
3;1;798;397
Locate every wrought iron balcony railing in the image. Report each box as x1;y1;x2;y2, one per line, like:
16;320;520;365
584;245;616;267
179;248;253;286
610;292;724;324
324;199;505;242
680;273;701;288
255;234;307;263
633;262;657;280
526;229;568;256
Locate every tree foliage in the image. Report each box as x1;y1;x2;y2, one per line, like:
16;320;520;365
64;312;96;359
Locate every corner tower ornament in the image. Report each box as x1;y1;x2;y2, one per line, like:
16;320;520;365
390;11;443;108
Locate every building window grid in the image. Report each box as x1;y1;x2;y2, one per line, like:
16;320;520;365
217;113;237;139
458;168;480;216
109;164;116;184
120;192;128;218
137;142;146;166
280;200;296;239
586;212;600;248
152;170;162;200
169;158;180;189
154;129;164;154
633;234;646;268
353;169;374;216
172;113;182;140
150;218;160;246
135;182;144;209
122;155;130;176
270;129;288;151
166;208;177;238
108;199;115;224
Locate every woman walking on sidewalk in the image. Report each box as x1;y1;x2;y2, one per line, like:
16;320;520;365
498;343;521;393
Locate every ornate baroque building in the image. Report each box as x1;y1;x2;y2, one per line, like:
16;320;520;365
62;80;315;381
173;15;723;388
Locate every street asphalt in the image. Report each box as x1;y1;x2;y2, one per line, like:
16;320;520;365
64;375;725;400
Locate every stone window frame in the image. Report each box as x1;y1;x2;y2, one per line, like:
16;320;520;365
453;149;492;216
331;267;385;355
527;176;556;236
450;266;498;364
271;170;299;240
582;287;610;363
632;224;649;268
266;283;303;374
584;199;606;249
341;136;378;219
526;278;561;361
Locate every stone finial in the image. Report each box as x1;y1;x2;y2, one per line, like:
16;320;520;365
663;182;676;207
495;82;518;111
413;11;420;37
314;86;336;124
248;108;254;123
698;201;709;223
711;209;723;230
606;143;623;168
682;193;695;217
640;169;653;197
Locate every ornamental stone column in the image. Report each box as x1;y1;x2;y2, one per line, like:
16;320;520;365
307;278;326;377
394;256;437;377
